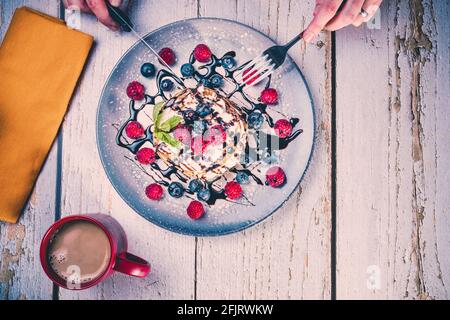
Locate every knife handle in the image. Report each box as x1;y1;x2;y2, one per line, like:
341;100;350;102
106;1;133;32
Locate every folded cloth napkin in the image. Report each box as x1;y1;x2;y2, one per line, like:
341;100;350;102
0;7;93;223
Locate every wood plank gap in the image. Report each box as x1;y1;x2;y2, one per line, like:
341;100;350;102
51;132;62;301
52;0;65;301
194;237;198;300
330;31;337;301
194;0;200;301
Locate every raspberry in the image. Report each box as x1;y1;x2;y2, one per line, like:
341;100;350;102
126;81;145;100
193;44;212;63
145;183;163;200
260;88;278;105
187;200;205;220
136;147;156;165
204;125;226;145
125;121;145;139
274;119;293;138
158;47;176;66
173;125;192;145
191;136;209;156
265;166;286;188
224;181;243;200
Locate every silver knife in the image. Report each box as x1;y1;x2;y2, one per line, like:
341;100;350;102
106;2;185;89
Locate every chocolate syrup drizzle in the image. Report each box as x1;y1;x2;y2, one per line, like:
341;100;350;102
115;49;303;206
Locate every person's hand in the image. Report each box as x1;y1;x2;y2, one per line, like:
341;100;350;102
63;0;123;31
303;0;382;42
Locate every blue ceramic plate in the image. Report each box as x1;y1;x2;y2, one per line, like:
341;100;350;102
97;18;315;236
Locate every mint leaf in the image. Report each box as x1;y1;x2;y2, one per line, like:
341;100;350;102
151;102;181;148
157;132;181;148
152;102;164;127
159;116;182;132
154;131;163;140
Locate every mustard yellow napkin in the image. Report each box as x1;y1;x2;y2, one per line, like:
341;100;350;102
0;7;93;223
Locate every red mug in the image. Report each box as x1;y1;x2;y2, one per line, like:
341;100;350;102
40;214;150;290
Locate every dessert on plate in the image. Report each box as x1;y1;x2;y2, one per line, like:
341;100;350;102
115;44;303;220
156;85;248;182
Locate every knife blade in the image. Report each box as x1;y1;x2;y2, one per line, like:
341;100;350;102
105;2;185;89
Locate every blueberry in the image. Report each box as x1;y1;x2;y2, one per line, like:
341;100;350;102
226;146;234;154
197;188;211;202
181;63;195;77
193;120;207;134
210;74;224;88
248;111;264;129
141;62;156;78
168;182;184;198
236;172;250;184
182;109;199;124
222;56;236;70
161;79;174;91
197;104;213;118
188;179;202;193
201;78;213;88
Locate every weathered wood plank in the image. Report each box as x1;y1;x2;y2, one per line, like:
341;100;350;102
196;0;332;299
4;0;447;301
0;0;60;300
336;0;450;299
0;147;57;300
58;0;198;300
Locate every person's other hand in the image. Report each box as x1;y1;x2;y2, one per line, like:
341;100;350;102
303;0;382;42
63;0;123;31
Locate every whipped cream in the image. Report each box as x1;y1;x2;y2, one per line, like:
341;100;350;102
154;86;248;182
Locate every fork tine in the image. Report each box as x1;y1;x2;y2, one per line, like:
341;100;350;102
234;65;247;79
235;33;304;86
254;58;274;74
242;58;272;82
241;60;274;85
234;54;269;82
234;54;264;78
245;63;276;86
248;54;271;72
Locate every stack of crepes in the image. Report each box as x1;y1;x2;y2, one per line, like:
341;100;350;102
155;86;248;182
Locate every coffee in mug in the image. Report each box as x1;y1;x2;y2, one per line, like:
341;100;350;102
47;220;111;284
40;214;150;290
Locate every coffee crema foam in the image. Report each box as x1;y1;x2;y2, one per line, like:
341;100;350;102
47;220;111;284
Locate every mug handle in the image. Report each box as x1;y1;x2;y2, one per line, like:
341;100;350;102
113;252;151;278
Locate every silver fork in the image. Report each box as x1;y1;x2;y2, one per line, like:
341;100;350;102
234;32;304;87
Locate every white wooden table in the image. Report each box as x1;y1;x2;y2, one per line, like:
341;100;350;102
1;0;449;300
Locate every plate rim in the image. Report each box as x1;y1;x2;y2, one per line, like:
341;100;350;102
96;17;316;237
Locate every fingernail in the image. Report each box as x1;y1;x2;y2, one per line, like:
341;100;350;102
109;0;122;7
366;4;379;15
